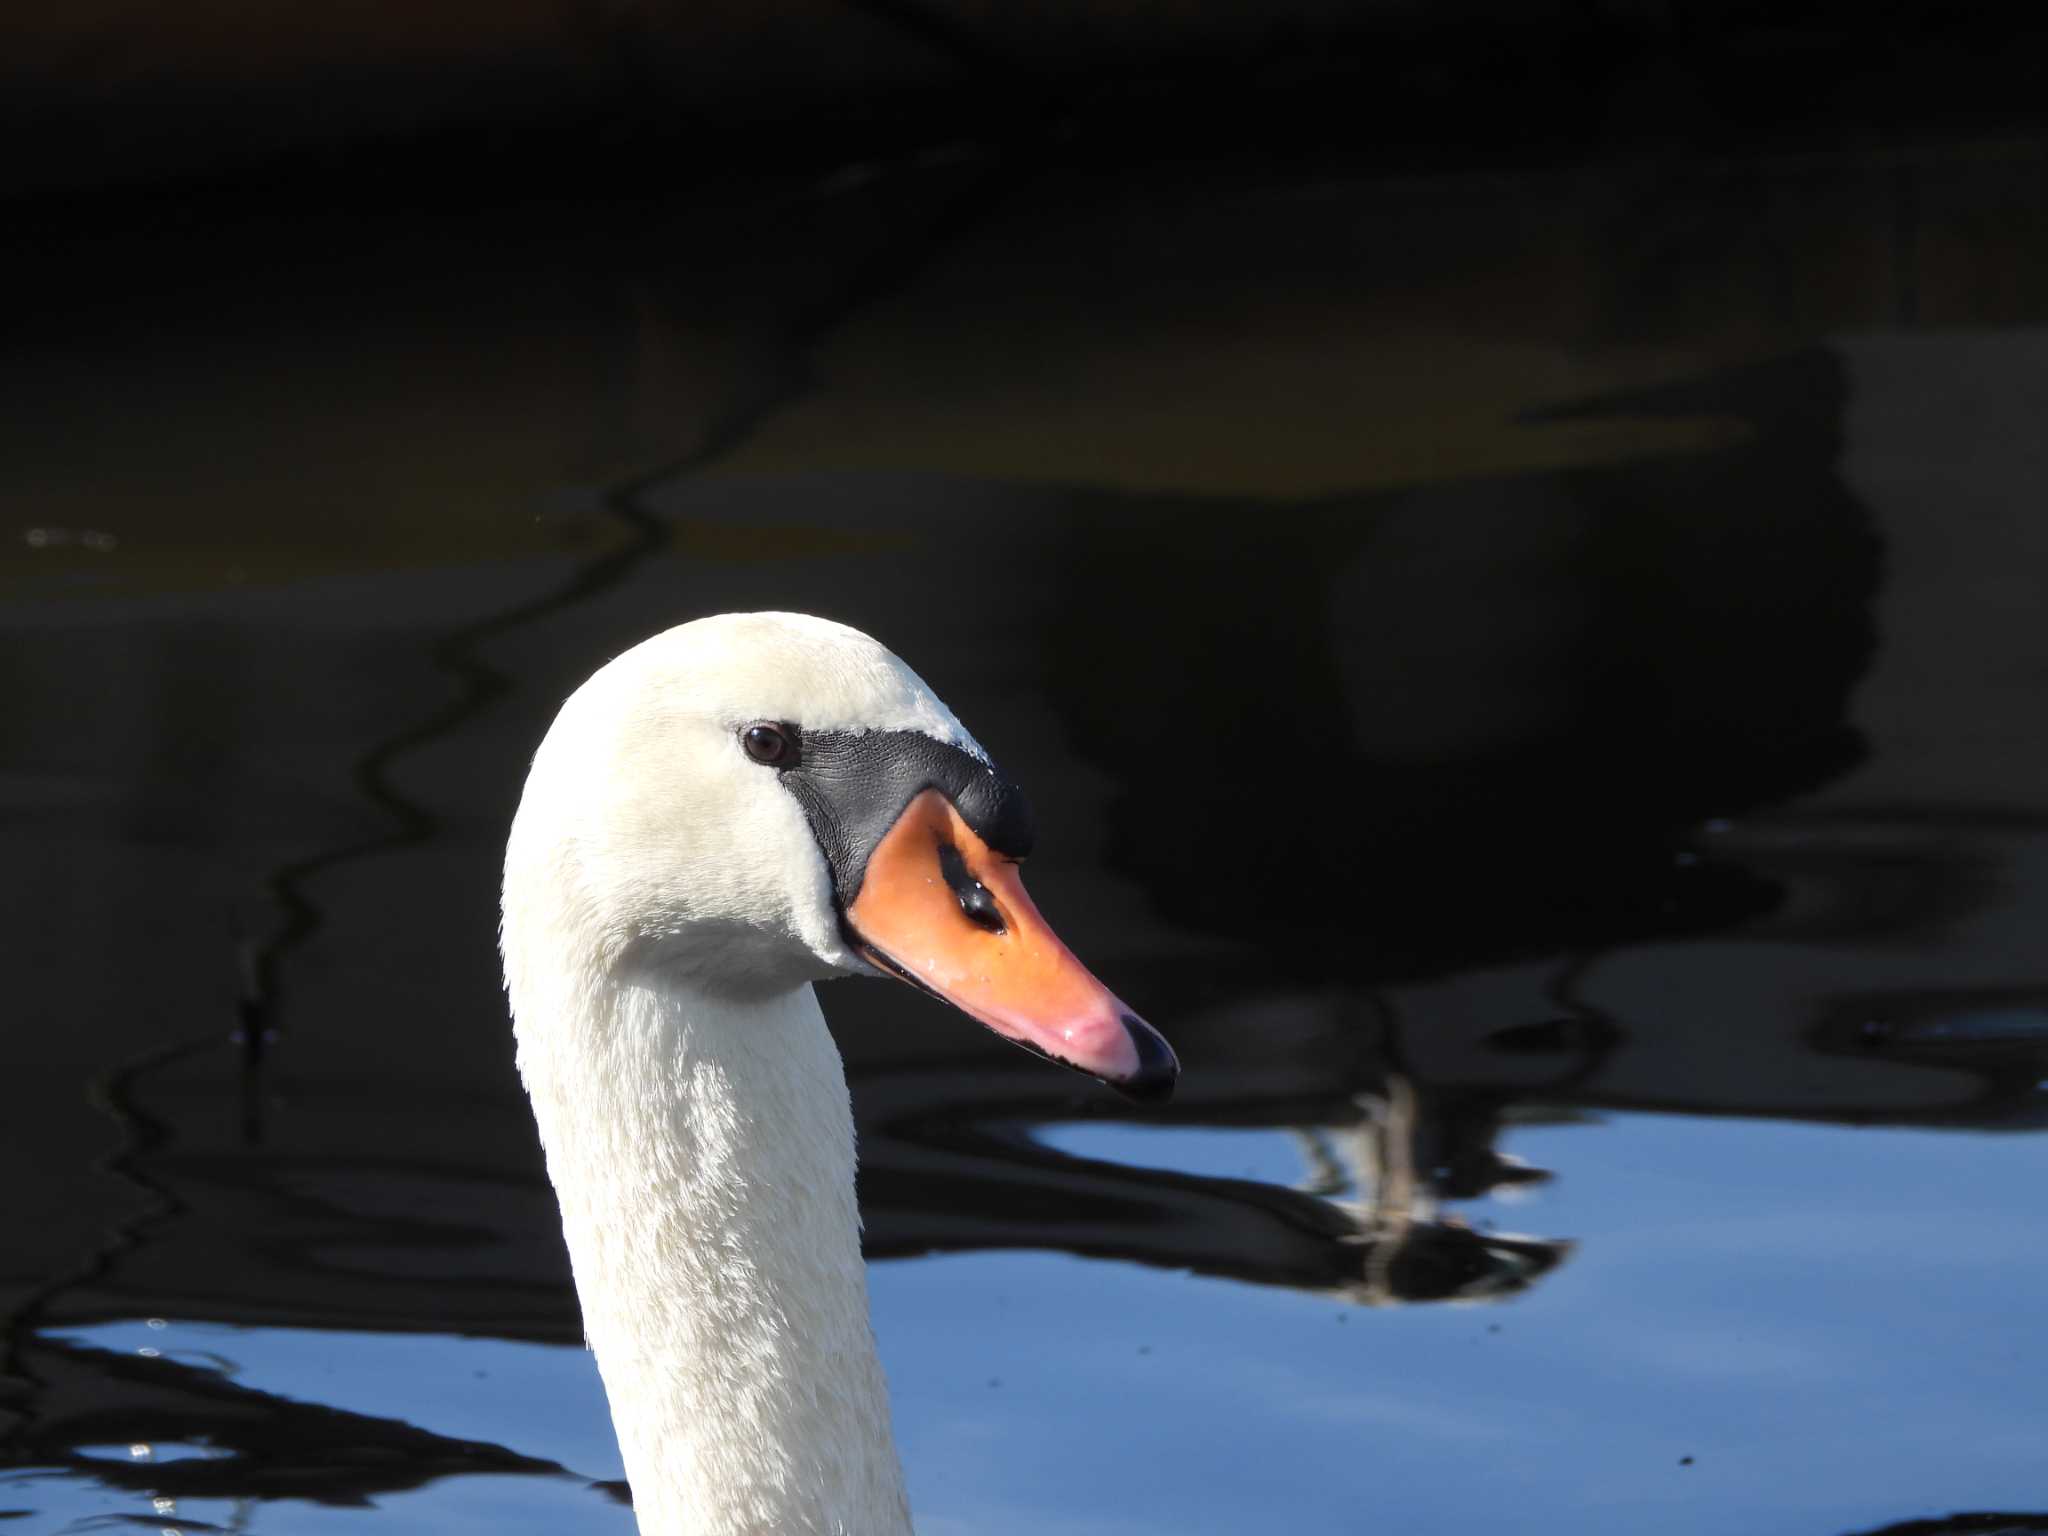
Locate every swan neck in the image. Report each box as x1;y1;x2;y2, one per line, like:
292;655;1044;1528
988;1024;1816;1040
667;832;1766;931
517;974;913;1536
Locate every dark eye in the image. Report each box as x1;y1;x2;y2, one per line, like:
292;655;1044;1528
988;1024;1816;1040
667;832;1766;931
741;722;797;767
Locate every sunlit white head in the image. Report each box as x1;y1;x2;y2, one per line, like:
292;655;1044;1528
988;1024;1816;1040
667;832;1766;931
504;610;1177;1099
505;612;984;993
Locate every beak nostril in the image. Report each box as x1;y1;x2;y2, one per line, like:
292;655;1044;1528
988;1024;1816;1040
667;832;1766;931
958;884;1007;934
936;840;1008;934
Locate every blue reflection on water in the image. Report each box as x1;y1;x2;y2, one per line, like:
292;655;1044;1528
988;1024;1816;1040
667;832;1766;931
24;1108;2048;1533
1033;1123;1317;1186
874;1112;2048;1536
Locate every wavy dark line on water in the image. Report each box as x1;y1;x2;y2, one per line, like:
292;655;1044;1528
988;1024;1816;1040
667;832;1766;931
238;142;1026;1126
232;469;668;1129
0;136;1025;1488
0;1037;204;1458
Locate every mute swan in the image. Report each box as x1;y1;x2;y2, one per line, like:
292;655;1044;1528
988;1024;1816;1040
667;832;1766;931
502;611;1178;1536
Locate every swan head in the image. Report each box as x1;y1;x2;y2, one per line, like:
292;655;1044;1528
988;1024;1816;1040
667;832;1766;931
505;611;1177;1101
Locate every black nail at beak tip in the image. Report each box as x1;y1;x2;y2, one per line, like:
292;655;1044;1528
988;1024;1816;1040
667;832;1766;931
1115;1012;1179;1105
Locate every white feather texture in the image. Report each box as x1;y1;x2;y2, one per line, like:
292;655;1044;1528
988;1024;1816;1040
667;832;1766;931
503;612;983;1536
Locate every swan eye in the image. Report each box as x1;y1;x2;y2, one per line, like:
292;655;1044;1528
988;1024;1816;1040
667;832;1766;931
741;722;798;767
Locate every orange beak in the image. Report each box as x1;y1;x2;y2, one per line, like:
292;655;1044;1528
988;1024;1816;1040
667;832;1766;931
843;789;1178;1101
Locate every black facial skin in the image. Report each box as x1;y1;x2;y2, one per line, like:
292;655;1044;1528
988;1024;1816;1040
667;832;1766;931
751;726;1035;909
749;721;1177;1104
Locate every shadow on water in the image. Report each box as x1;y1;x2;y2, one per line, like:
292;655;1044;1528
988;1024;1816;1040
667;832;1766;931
15;331;2046;1525
2;147;1038;1527
9;1334;568;1506
6;104;2048;1536
1042;347;1875;979
227;140;1026;1139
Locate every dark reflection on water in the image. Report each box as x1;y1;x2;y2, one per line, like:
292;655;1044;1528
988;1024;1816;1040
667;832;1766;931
13;1334;565;1504
6;113;2048;1535
1041;348;1873;985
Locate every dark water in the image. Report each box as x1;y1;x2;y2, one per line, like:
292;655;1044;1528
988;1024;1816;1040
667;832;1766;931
6;130;2048;1536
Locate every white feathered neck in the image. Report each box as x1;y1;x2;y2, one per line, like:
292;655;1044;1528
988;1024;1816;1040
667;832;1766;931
515;971;911;1535
503;613;984;1536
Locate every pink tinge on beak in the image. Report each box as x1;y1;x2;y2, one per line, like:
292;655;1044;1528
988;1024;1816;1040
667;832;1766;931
960;975;1178;1103
844;790;1178;1102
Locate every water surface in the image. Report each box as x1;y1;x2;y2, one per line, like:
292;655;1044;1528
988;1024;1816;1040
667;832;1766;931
6;128;2048;1535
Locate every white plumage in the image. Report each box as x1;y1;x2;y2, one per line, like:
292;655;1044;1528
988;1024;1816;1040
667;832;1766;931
503;613;983;1536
